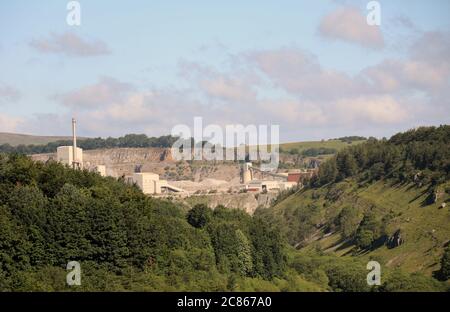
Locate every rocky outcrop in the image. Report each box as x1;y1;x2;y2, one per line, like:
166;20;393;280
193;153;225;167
32;148;176;178
387;229;404;249
31;147;173;165
31;147;241;181
184;192;278;215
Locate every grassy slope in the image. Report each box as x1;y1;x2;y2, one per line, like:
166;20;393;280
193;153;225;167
280;139;365;153
0;132;86;146
1;131;363;153
273;179;450;276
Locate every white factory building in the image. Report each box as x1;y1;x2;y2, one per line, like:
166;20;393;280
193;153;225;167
55;119;109;178
241;162;298;193
246;180;297;193
57;146;83;168
127;172;185;195
130;172;162;194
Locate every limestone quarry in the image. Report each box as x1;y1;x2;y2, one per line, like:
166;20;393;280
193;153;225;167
31;145;315;214
31;119;312;215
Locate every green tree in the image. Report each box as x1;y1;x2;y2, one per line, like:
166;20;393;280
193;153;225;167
0;205;31;273
250;218;286;279
7;185;48;265
337;206;360;239
355;213;384;250
325;262;370;292
436;246;450;281
318;159;338;185
187;204;212;228
235;229;253;276
86;186;129;267
336;151;358;180
47;184;91;263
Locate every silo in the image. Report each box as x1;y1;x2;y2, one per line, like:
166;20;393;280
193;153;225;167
241;162;253;184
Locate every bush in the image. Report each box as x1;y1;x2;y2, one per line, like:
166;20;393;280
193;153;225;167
435;246;450;281
187;204;212;228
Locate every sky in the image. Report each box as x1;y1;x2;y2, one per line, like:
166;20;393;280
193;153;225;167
0;0;449;142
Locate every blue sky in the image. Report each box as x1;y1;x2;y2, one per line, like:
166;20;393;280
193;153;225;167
0;0;449;142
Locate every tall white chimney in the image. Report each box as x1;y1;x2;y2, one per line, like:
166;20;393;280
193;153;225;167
72;118;77;169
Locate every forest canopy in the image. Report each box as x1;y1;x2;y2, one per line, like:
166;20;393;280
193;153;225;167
0;134;179;155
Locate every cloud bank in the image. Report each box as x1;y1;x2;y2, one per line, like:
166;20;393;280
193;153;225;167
16;30;450;140
319;6;384;48
30;32;110;57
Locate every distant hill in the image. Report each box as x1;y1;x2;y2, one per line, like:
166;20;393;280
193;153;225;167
280;139;366;155
259;125;450;281
0;132;85;147
1;131;365;157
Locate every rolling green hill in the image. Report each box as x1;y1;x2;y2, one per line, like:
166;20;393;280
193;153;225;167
0;153;320;291
0;132;78;147
270;180;449;276
1;131;364;157
258;126;450;287
1;127;448;291
280;138;366;154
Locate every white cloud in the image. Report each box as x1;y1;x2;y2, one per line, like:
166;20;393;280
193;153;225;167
199;76;256;103
53;77;133;109
364;31;450;92
178;60;259;103
15;32;450;140
248;48;367;100
334;95;408;124
30;32;110;57
319;6;384;49
0;113;23;133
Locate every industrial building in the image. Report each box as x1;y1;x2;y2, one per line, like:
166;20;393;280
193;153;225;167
286;169;318;184
56;119;111;178
57;146;83;168
129;172;161;194
246;180;297;193
127;172;185;195
241;162;300;193
51;118;313;198
56;118;84;169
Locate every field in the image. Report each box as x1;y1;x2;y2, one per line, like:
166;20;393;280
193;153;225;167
272;179;450;276
0;132;85;146
279;139;366;154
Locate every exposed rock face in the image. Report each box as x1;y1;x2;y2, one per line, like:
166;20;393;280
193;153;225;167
31;147;241;181
32;147;172;165
160;149;172;161
84;147;173;164
184;192;278;215
387;229;404;249
31;147;175;178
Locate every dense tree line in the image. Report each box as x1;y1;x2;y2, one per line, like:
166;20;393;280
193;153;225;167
435;246;450;281
290;252;445;292
304;127;449;252
260;126;449;289
335;136;367;143
0;153;290;291
0;134;179;155
284;147;337;156
301;147;337;157
314;126;450;187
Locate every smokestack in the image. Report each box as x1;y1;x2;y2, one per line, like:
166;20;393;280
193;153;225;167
72;118;77;169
